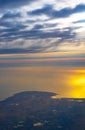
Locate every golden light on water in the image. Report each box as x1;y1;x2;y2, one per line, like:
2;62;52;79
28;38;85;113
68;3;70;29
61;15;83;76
69;73;85;98
0;66;85;100
71;75;85;87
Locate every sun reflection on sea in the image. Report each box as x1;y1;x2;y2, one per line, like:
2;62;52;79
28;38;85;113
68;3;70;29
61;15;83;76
0;66;85;100
68;70;85;98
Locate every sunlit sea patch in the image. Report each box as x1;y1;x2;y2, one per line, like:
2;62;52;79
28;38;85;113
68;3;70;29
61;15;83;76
69;71;85;98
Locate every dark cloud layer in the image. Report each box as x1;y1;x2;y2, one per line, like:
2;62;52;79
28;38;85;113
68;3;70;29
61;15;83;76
1;12;21;20
0;26;75;42
0;48;40;54
0;0;85;53
29;4;85;18
0;0;36;9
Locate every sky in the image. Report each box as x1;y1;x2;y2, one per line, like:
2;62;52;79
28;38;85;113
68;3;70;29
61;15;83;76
0;0;85;54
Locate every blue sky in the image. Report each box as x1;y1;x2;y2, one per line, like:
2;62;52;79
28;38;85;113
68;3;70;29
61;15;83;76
0;0;85;53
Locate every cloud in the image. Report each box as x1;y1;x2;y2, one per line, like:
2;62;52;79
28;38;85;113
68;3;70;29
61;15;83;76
0;0;36;9
28;4;85;18
28;4;53;16
57;41;85;51
73;19;85;24
0;0;85;53
1;12;21;20
0;25;75;43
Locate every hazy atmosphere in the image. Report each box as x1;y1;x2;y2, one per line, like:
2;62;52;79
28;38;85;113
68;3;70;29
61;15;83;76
0;52;85;100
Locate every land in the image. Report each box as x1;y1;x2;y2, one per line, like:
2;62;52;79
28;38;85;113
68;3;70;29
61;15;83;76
0;91;85;130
